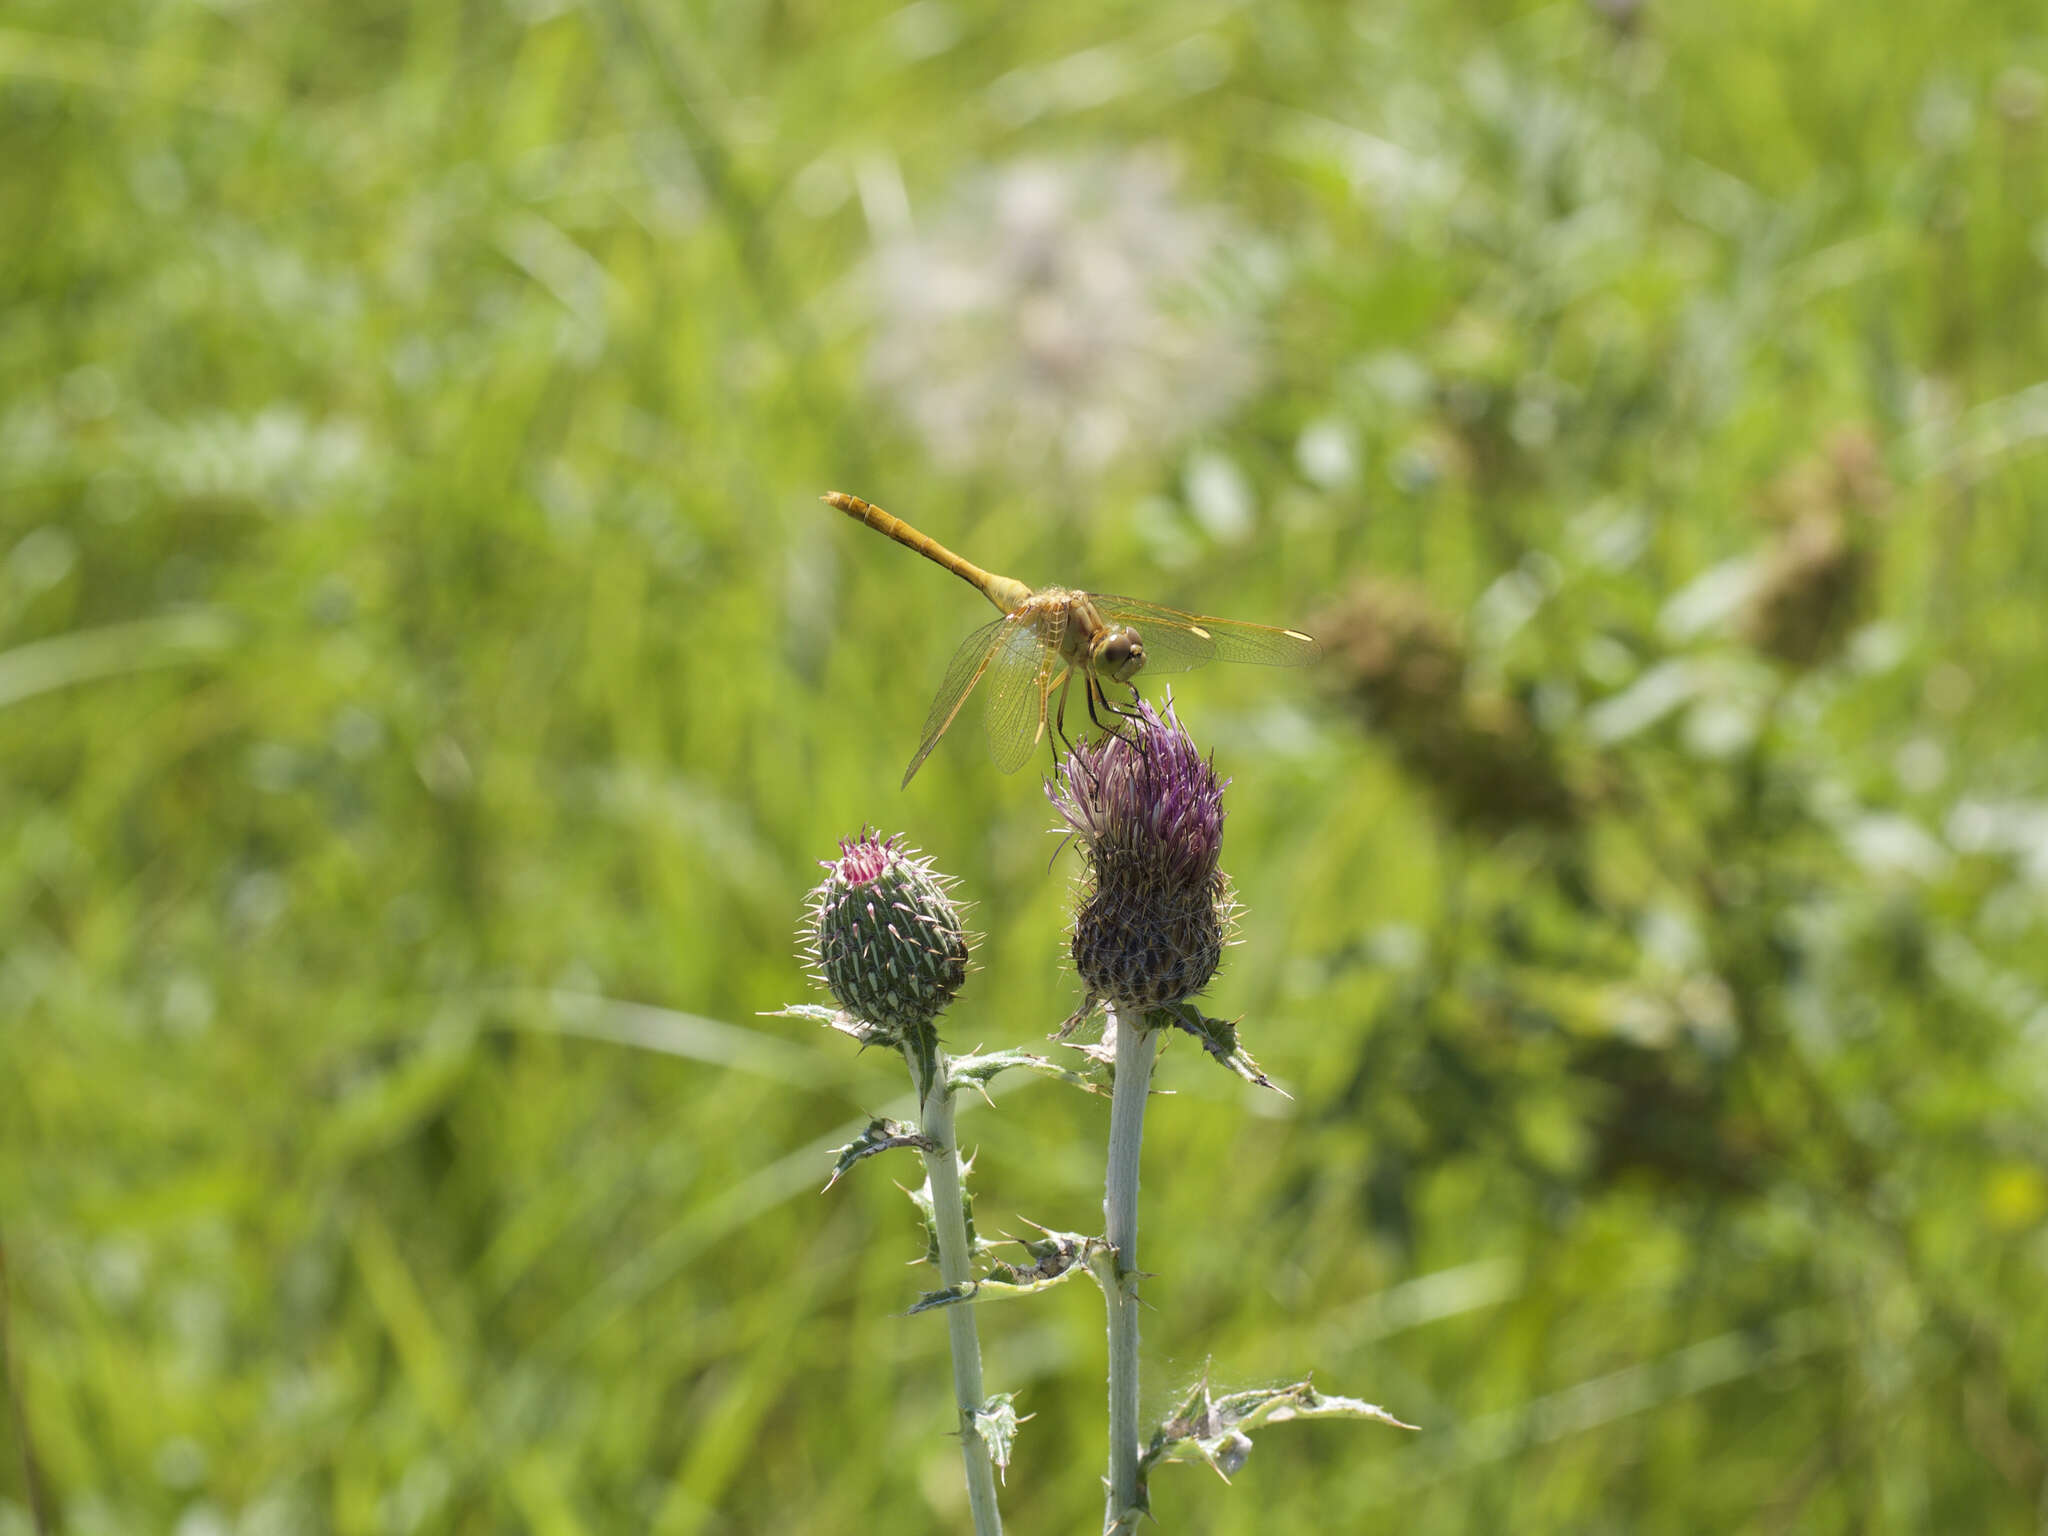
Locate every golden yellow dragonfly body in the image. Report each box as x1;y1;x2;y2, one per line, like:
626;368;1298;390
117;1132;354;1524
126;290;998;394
824;492;1320;786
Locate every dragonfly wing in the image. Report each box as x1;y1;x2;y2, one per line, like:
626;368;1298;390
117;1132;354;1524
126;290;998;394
983;608;1062;773
1091;597;1215;675
1090;594;1322;669
902;615;1012;787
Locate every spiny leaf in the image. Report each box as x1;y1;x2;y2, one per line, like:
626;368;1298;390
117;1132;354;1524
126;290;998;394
948;1047;1112;1099
1148;1000;1288;1094
988;1220;1099;1285
905;1280;979;1314
906;1224;1109;1313
761;1001;900;1051
823;1117;938;1190
905;1258;1100;1313
970;1393;1028;1480
1140;1368;1415;1488
902;1169;977;1268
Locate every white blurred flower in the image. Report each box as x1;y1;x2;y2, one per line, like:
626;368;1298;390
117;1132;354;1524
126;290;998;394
866;152;1262;473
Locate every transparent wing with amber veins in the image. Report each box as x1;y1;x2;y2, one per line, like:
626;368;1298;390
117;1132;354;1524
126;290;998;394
1087;594;1322;675
902;615;1013;787
982;607;1064;774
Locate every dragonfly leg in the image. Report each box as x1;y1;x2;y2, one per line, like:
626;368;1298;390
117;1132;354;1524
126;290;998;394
1106;679;1146;725
1086;674;1146;750
1049;667;1077;766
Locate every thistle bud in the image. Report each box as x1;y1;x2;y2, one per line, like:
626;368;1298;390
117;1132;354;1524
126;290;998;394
1742;427;1886;671
1314;577;1467;738
1049;700;1234;1018
802;831;971;1043
1316;579;1582;837
1741;510;1871;671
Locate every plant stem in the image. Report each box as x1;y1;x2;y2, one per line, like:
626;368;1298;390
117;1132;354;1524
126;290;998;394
1102;1009;1160;1535
914;1049;1005;1536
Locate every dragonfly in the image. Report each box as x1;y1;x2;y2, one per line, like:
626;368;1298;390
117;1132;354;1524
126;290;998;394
824;491;1321;786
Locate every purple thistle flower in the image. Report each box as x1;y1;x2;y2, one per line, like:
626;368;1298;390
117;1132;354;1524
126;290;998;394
802;830;971;1045
1048;700;1236;1019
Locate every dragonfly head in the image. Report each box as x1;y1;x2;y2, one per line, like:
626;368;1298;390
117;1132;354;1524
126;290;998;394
1093;626;1147;685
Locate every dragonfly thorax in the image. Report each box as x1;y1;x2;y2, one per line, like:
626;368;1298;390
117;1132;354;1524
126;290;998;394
1037;590;1147;684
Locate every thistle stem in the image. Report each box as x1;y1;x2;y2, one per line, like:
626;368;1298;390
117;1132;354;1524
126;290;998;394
1102;1009;1160;1535
914;1047;1005;1536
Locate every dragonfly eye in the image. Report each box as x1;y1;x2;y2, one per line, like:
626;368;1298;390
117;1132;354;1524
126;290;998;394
1098;628;1146;682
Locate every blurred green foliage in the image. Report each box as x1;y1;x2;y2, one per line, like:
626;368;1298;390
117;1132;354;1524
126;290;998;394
5;0;2048;1530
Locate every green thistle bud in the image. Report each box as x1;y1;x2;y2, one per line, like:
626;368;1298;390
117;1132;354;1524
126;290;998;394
802;830;971;1044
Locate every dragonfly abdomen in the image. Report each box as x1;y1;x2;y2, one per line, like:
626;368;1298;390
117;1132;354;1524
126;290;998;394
823;492;1031;615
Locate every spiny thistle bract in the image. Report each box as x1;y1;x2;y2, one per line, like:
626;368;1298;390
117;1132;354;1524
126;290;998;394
1049;699;1236;1018
802;831;971;1042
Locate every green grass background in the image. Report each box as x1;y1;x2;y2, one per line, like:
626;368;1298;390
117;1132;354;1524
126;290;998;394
5;0;2048;1530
